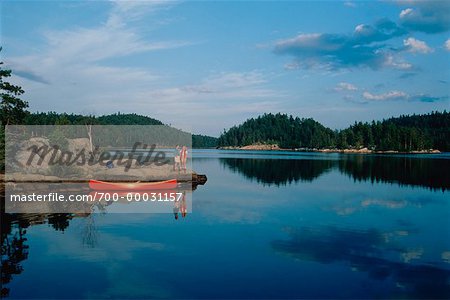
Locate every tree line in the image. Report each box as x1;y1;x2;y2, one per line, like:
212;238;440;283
218;112;450;151
22;112;217;148
24;112;164;126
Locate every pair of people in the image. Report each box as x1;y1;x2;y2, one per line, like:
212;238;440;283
173;145;188;172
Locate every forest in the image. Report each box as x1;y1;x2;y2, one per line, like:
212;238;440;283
22;112;218;148
6;109;450;152
217;112;450;152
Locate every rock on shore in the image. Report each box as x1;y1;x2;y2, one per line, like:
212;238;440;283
7;137;206;184
220;143;441;154
221;143;281;150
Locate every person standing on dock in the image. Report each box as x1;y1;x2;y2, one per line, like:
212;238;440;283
173;145;181;172
180;145;188;173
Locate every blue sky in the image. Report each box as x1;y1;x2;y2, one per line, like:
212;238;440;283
1;0;449;136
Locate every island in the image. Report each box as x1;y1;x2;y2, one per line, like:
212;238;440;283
217;112;449;154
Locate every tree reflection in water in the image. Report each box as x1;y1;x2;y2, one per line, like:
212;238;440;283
1;214;29;298
1;212;77;297
338;155;450;191
221;155;450;190
221;158;335;186
82;214;97;248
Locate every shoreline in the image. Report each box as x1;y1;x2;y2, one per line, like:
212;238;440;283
218;145;442;154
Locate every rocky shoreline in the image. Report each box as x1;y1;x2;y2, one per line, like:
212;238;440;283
221;144;281;151
5;137;207;185
219;144;441;154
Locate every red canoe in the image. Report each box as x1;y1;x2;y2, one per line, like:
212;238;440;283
89;179;178;191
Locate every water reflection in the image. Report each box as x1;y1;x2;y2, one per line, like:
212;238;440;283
173;191;187;220
0;190;190;296
82;214;98;248
221;155;450;190
272;226;450;298
338;155;450;191
329;195;444;216
1;213;74;297
221;158;334;186
1;152;449;298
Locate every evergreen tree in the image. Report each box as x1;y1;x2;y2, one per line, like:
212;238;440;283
0;51;29;125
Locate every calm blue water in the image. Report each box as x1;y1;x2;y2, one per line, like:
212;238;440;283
2;150;450;299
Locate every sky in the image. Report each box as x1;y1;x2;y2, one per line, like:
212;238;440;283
1;0;449;136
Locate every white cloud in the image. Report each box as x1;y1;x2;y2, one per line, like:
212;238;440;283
384;55;413;70
334;82;358;92
344;1;356;8
7;0;187;87
400;8;414;19
284;62;300;70
361;90;447;103
276;33;323;49
274;19;406;70
136;71;282;114
354;24;375;36
363;91;408;101
200;71;267;89
445;39;450;51
106;0;177;28
110;70;285;134
140;71;277;106
403;37;433;53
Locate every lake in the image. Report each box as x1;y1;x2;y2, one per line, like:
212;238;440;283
2;150;450;299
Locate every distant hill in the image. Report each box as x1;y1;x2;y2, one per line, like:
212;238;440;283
25;112;164;126
97;113;164;125
192;134;218;148
218;113;336;149
24;112;218;148
218;111;450;152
